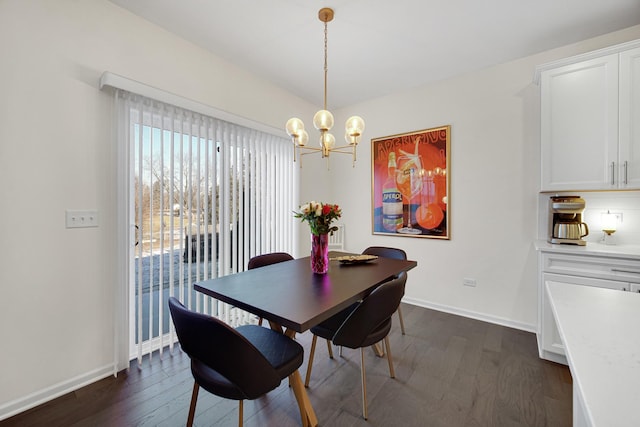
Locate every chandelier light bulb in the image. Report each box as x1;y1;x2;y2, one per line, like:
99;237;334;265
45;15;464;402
313;109;334;131
345;116;365;145
321;132;336;149
345;116;365;135
344;132;360;146
285;117;305;137
298;129;309;146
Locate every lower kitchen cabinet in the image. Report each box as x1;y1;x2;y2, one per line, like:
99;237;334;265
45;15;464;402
536;243;640;364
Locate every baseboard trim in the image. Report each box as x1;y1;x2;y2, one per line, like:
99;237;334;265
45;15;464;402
0;364;114;421
402;297;537;333
539;350;568;365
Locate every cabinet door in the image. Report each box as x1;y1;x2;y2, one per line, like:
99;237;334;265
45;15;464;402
541;278;566;359
619;47;640;189
540;54;619;191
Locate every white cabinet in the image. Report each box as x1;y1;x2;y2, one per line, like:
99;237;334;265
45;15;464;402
538;250;640;364
619;47;640;189
538;41;640;191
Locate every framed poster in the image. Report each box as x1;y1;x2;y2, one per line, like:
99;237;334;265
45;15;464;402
371;125;450;239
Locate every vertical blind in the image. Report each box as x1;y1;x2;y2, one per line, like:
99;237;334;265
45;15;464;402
113;88;296;365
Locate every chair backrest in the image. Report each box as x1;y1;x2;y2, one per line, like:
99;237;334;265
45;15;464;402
328;224;345;250
362;246;407;260
247;252;294;269
168;297;281;399
332;273;406;348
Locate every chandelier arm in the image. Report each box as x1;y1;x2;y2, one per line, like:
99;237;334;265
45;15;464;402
299;147;324;154
299;146;355;155
325;145;356;152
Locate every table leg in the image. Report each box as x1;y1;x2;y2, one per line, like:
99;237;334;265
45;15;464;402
268;325;317;427
269;320;284;334
289;370;318;427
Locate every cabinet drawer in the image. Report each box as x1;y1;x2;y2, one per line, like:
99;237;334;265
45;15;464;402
542;253;640;283
544;274;630;291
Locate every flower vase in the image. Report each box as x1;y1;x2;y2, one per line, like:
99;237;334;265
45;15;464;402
310;233;329;274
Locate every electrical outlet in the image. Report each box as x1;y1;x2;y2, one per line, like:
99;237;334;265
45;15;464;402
66;210;99;228
463;278;477;287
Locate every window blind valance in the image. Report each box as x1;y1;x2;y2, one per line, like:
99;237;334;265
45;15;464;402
99;71;284;138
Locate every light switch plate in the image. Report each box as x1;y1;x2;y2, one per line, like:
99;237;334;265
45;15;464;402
66;210;99;228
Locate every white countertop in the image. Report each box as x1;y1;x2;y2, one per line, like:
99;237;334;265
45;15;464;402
535;240;640;260
546;281;640;427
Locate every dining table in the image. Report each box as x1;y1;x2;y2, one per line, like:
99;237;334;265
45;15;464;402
194;251;417;427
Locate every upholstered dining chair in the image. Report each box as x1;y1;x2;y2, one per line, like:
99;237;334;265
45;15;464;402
304;274;406;420
168;297;304;427
362;246;408;335
247;252;294;325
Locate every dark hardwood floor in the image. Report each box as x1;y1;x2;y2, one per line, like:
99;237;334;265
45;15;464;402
1;304;572;427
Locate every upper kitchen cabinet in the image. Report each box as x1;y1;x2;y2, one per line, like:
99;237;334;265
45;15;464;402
619;47;640;189
536;41;640;192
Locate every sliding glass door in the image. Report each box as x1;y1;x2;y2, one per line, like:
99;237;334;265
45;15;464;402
115;90;296;365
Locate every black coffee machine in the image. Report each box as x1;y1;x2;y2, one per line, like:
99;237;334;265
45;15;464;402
548;196;588;245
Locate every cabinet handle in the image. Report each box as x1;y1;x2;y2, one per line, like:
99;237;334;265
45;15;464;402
611;162;615;185
611;268;640;275
624;160;628;185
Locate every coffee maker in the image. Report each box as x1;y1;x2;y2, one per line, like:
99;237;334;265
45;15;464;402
548;195;589;245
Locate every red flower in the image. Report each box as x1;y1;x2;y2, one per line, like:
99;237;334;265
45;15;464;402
322;204;332;215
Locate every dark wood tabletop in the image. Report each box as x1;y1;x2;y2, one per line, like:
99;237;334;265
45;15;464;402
194;251;417;333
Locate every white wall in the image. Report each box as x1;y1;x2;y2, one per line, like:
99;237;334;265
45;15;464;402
328;26;640;331
0;0;315;419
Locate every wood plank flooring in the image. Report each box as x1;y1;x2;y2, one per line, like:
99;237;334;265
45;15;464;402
1;304;572;426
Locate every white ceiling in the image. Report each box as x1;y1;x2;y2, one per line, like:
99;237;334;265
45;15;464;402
109;0;640;109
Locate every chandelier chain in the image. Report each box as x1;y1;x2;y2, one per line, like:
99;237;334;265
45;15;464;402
323;20;328;111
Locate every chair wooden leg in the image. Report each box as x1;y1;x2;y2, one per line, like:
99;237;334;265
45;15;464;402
372;342;384;357
397;305;406;335
384;335;395;378
305;335;318;387
258;317;263;326
360;348;368;420
238;400;243;427
326;339;334;359
187;382;199;427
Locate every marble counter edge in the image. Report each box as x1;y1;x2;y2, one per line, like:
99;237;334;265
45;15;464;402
534;240;640;259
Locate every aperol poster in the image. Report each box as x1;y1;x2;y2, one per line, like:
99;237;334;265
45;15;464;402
371;125;450;239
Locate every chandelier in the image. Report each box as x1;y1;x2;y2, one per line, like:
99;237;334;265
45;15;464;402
285;8;365;168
